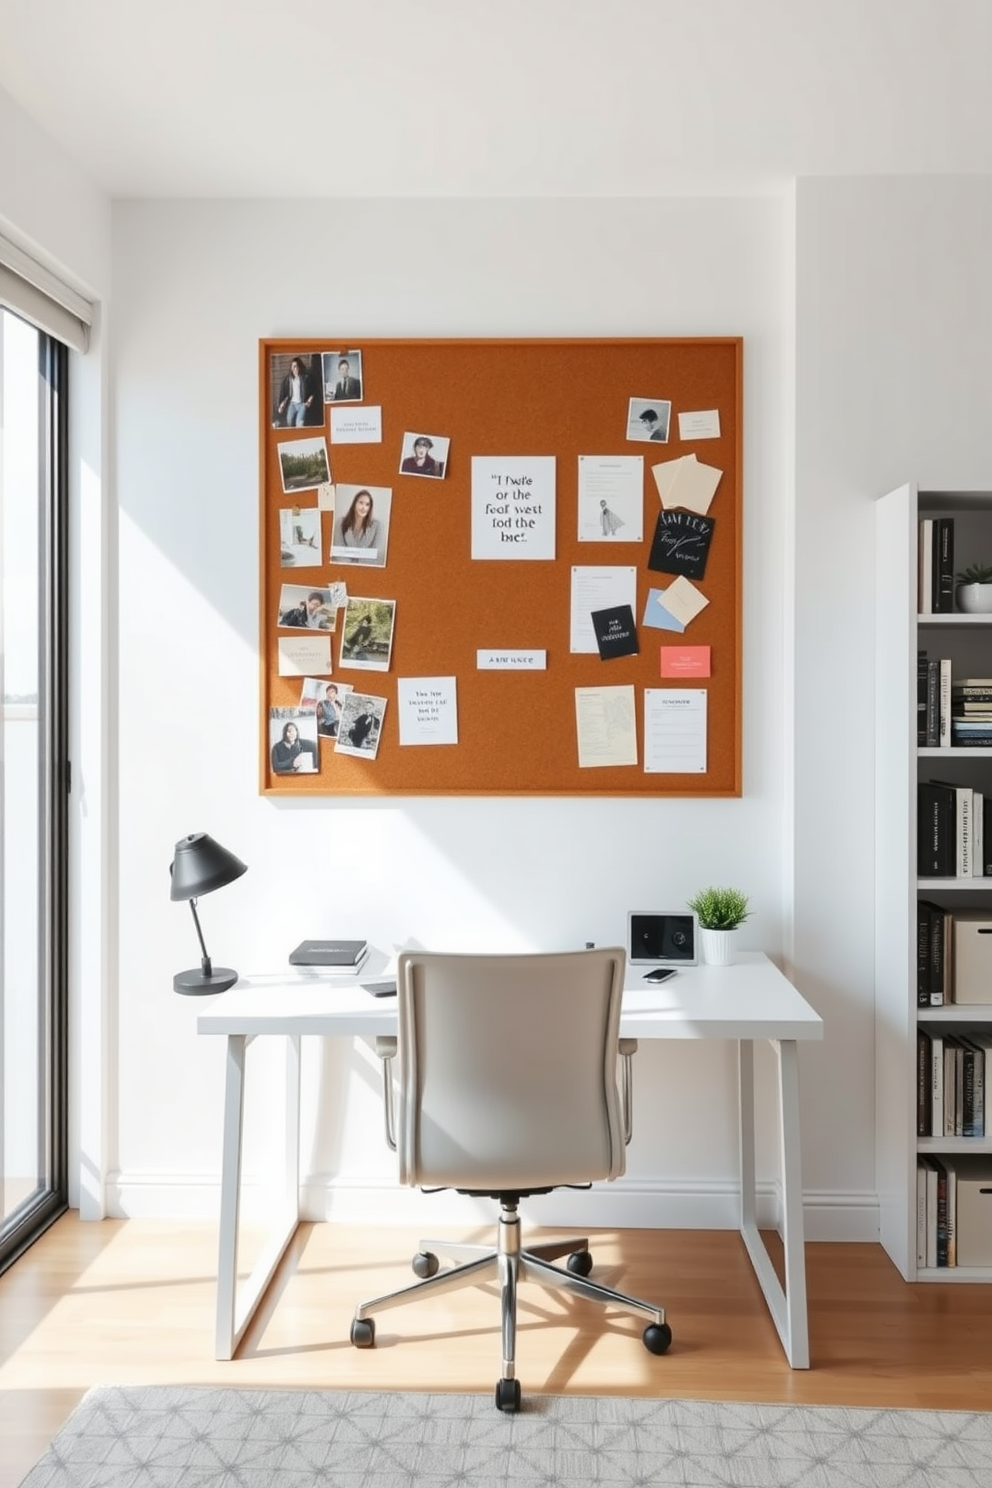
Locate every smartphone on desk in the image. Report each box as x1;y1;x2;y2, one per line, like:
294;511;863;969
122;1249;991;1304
361;977;397;997
642;967;677;983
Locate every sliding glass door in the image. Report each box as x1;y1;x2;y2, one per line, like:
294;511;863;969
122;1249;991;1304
0;306;69;1271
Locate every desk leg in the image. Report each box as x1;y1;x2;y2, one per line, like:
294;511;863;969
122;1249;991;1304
737;1037;810;1369
215;1032;302;1361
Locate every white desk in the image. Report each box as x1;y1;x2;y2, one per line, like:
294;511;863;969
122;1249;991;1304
197;951;822;1368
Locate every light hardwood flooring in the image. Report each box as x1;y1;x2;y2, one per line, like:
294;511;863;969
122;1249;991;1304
1;1215;991;1487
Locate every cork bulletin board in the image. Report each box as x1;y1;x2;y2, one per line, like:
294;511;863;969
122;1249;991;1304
259;337;742;797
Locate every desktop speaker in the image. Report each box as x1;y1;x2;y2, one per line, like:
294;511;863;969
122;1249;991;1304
628;911;698;966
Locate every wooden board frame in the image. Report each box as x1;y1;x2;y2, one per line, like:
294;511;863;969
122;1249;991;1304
259;336;742;797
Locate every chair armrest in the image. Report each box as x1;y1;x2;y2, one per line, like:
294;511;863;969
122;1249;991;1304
618;1037;638;1145
375;1036;398;1151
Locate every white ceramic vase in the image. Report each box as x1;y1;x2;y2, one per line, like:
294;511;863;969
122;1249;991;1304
700;927;738;966
956;583;992;615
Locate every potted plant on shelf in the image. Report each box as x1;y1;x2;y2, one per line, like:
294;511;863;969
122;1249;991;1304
687;885;750;966
955;563;992;614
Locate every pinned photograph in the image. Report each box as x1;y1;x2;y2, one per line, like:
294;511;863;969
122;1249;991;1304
400;432;448;479
339;596;396;672
279;507;322;566
277;434;331;494
335;691;387;758
627;397;672;444
322;349;363;402
270;351;324;429
300;677;354;740
269;708;320;775
330;484;392;567
278;583;338;631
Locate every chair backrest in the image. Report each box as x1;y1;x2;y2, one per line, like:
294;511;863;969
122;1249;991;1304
394;947;627;1191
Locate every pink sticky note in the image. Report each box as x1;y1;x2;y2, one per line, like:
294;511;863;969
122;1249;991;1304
660;646;711;679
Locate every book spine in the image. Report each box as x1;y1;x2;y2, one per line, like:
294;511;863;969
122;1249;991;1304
917;1028;932;1135
934;517;955;613
945;1159;957;1267
962;1044;977;1137
931;1034;944;1139
916;1163;928;1268
924;1157;938;1269
974;792;985;878
939;659;953;747
917;904;932;1008
934;1159;948;1266
918;650;928;747
918;784;943;876
919;519;934;615
929;907;946;1006
943;1043;956;1137
959;788;973;878
926;660;940;747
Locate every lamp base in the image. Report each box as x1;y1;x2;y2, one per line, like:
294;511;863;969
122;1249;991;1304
173;967;238;995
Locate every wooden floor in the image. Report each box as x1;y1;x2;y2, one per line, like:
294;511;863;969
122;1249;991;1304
1;1215;991;1487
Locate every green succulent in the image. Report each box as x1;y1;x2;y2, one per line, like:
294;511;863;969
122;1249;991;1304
686;885;750;930
955;563;992;584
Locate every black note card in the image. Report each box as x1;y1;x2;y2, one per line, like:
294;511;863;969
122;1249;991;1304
591;604;639;660
647;509;715;580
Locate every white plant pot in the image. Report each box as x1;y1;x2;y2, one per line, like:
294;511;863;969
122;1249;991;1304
956;583;992;615
700;927;738;966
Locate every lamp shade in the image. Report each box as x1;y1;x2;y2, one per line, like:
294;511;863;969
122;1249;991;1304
170;832;247;901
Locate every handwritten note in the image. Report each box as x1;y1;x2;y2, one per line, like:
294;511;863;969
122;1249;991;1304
398;676;458;745
575;685;638;768
471;456;556;559
277;635;333;676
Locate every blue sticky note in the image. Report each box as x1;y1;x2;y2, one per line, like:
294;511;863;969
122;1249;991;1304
642;588;686;632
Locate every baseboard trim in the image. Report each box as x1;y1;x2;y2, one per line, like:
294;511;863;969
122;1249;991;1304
105;1171;879;1242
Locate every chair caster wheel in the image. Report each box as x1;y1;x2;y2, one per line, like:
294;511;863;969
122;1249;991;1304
566;1249;594;1277
643;1322;672;1355
350;1317;375;1348
412;1250;439;1279
495;1377;521;1412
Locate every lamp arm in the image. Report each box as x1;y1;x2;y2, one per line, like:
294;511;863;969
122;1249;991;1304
188;898;213;977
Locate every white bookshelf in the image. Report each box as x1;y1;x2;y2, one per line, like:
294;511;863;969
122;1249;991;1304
875;483;992;1282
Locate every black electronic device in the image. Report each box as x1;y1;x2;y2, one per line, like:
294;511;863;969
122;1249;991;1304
642;966;677;983
361;978;397;997
627;911;698;966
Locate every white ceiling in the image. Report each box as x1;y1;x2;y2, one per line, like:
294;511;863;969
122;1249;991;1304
2;0;992;199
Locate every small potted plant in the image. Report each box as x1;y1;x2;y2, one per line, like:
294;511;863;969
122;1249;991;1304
955;563;992;615
686;885;750;966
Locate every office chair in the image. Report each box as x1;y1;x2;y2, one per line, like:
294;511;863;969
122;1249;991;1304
349;948;671;1411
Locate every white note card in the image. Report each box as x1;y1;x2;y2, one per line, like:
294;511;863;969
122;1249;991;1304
644;688;707;773
277;634;333;676
678;409;721;440
575;685;638;768
398;676;458;745
330;406;383;444
476;650;547;670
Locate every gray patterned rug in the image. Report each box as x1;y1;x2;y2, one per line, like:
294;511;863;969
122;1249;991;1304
18;1384;992;1488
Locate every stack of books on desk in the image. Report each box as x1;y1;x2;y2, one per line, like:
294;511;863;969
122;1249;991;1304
288;939;369;972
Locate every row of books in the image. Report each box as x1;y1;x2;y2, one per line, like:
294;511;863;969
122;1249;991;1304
918;517;955;614
917;780;989;877
918;659;992;748
917;1027;992;1138
916;1154;992;1268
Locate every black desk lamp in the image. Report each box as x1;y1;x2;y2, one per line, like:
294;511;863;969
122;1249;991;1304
169;832;247;995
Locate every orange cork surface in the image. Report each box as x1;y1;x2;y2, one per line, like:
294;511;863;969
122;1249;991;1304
259;337;742;796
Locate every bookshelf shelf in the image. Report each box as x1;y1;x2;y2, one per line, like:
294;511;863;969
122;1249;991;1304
876;483;992;1283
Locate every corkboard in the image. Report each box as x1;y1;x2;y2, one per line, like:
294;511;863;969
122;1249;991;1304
259;337;742;797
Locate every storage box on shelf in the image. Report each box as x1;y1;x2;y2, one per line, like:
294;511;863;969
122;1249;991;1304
876;484;992;1283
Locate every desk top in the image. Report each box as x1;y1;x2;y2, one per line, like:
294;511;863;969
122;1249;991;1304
196;951;822;1043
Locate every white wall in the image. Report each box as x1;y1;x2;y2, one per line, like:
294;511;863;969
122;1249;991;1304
109;196;795;1228
792;176;992;1229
